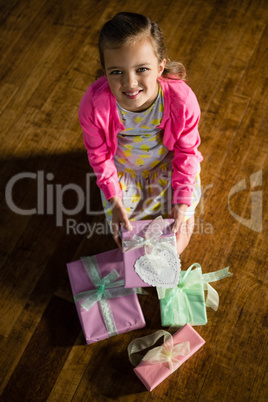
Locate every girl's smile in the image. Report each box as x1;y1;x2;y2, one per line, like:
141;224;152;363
104;37;166;112
123;89;143;99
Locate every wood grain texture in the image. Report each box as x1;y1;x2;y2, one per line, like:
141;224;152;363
1;296;81;401
0;0;267;400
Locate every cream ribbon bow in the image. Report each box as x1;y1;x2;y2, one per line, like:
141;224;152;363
122;216;175;253
128;330;190;371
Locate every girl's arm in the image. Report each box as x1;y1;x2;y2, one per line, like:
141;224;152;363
79;93;132;246
170;87;202;237
169;203;188;234
171;87;202;206
109;196;133;249
79;88;122;200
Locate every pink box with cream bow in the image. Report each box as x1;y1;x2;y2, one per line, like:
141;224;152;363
130;324;205;391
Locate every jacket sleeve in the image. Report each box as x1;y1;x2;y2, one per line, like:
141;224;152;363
172;88;202;206
78;90;122;200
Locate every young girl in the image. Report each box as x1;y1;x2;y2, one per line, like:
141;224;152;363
79;12;203;254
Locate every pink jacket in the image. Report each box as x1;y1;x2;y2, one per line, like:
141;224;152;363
79;76;203;206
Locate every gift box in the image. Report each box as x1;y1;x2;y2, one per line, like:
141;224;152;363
159;263;232;327
122;217;180;288
128;324;205;391
67;248;146;344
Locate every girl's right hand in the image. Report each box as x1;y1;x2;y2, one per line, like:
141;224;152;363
109;196;133;249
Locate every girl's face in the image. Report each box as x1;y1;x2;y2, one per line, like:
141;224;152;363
104;36;166;112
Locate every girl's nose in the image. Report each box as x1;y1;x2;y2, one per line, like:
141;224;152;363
123;72;138;88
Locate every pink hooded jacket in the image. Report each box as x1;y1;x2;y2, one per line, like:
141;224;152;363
79;76;203;206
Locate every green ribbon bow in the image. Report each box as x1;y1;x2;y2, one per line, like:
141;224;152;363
160;263;232;326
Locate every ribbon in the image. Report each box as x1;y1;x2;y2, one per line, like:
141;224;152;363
122;216;179;276
159;264;232;325
74;256;147;336
128;330;190;371
122;216;175;253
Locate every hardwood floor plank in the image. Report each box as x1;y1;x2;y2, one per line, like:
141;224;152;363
0;214;65;337
0;0;45;54
199;274;267;401
4;26;77;110
168;0;235;83
49;0;113;29
0;296;50;394
39;81;84;130
28;28;88;109
180;43;267;395
154;0;195;45
148;366;206;401
70;332;151;401
199;93;250;185
197;362;236;401
47;333;95;402
191;10;267;189
183;44;267;266
0;0;54;81
249;338;268;401
26;1;115;110
195;3;266;111
160;0;224;87
0;296;81;401
193;179;268;398
0;148;97;336
0;131;86;254
0;216;96;392
236;23;268;98
213;273;267;369
0;0;20;26
0;83;19;115
0;106;39;158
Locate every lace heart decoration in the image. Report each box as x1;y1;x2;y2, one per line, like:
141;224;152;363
134;248;181;287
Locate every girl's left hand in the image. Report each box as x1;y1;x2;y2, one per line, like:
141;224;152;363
169;204;188;235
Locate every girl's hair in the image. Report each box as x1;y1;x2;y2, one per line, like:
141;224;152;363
96;12;186;80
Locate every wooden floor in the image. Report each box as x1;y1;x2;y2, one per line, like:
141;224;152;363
0;0;267;400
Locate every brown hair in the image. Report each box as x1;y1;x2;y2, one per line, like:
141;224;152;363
96;12;186;80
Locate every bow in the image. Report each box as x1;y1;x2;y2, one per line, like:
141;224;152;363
122;216;175;253
74;256;146;336
160;264;232;325
122;216;179;277
128;330;190;371
74;264;126;311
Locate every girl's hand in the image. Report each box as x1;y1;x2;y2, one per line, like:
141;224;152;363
169;204;188;236
109;196;133;249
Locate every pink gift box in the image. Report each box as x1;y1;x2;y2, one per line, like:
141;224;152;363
67;248;146;344
122;219;176;288
133;324;205;391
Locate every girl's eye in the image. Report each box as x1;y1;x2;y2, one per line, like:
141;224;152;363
110;70;122;75
137;67;148;72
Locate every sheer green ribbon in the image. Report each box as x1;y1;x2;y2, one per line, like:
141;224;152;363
158;263;232;324
74;256;146;336
128;330;190;371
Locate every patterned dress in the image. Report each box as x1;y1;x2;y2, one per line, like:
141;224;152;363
100;86;201;227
